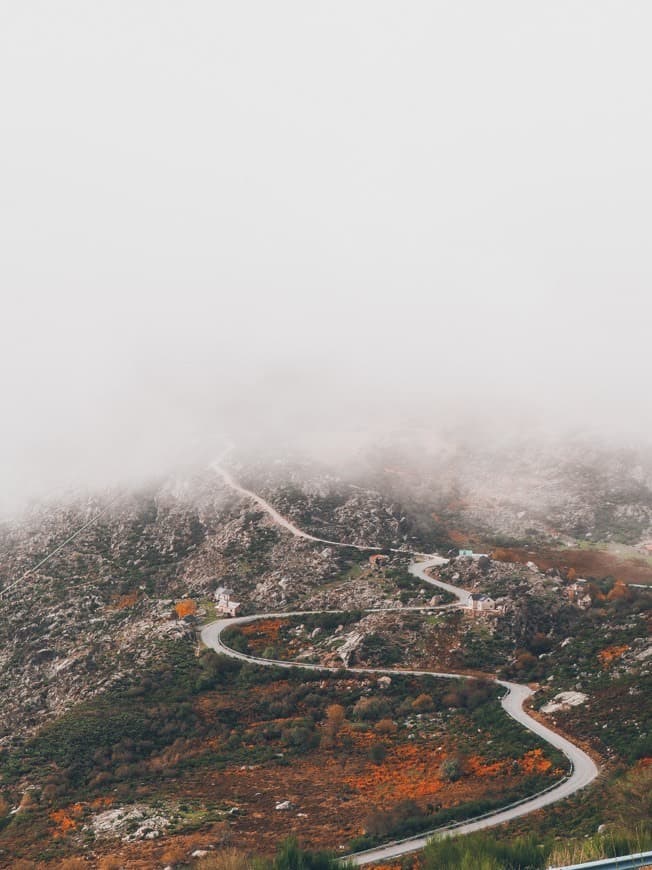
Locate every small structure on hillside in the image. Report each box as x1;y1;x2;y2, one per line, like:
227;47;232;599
369;554;389;571
215;586;241;617
458;549;490;561
566;580;591;609
466;592;496;614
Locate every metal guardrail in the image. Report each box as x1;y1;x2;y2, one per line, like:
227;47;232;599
214;623;585;867
549;850;652;869
340;771;573;861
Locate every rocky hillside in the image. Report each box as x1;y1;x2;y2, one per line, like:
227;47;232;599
0;464;407;747
0;447;650;868
359;438;652;548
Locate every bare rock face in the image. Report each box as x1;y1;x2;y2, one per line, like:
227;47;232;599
335;631;365;668
541;691;588;714
87;803;172;842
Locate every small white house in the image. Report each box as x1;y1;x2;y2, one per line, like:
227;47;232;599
215;586;241;617
466;592;495;614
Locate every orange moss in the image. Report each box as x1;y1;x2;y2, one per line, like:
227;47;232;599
519;748;552;774
467;755;508;777
240;618;288;652
241;618;285;641
341;743;445;802
114;592;139;609
50;809;77;837
598;644;629;667
490;547;517;562
174;599;197;618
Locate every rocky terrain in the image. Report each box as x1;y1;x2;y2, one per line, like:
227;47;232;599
422;555;651;762
359;437;652;553
0;465;407;747
0;442;650;867
234;455;409;549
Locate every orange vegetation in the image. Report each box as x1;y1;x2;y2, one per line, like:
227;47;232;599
488;545;652;586
114;592;139;609
50;803;84;837
606;581;630;601
341;742;445;802
241;618;285;639
598;644;629;667
240;618;287;651
519;748;552;775
467;755;509;777
174;599;197;618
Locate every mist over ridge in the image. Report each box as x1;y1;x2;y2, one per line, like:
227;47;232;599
2;2;651;512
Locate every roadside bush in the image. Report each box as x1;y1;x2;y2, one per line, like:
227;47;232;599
352;696;390;722
439;756;463;782
195;848;254;870
548;824;652;867
422;832;548;870
369;742;387;764
359;633;402;666
412;693;434;712
272;836;355;870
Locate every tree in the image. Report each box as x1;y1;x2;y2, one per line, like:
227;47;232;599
353;696;389;722
439;756;462;782
412;693;434;712
321;704;346;748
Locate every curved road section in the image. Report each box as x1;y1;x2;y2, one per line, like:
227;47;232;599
205;464;599;864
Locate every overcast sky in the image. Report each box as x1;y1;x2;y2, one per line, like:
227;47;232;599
2;2;651;510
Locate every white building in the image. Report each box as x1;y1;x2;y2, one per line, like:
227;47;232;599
466;592;496;613
215;586;241;617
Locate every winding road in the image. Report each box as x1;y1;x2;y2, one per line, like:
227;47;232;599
203;464;599;864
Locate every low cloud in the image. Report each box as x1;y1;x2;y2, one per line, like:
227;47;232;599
1;2;651;512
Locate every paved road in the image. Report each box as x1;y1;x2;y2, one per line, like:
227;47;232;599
410;554;470;604
212;463;446;561
206;464;600;864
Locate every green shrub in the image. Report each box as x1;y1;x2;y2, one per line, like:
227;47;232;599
272;835;354;870
422;832;548;870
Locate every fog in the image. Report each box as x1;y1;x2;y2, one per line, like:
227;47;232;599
2;2;651;512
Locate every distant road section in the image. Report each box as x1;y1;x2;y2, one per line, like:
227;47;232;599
212;463;449;560
206;462;600;863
